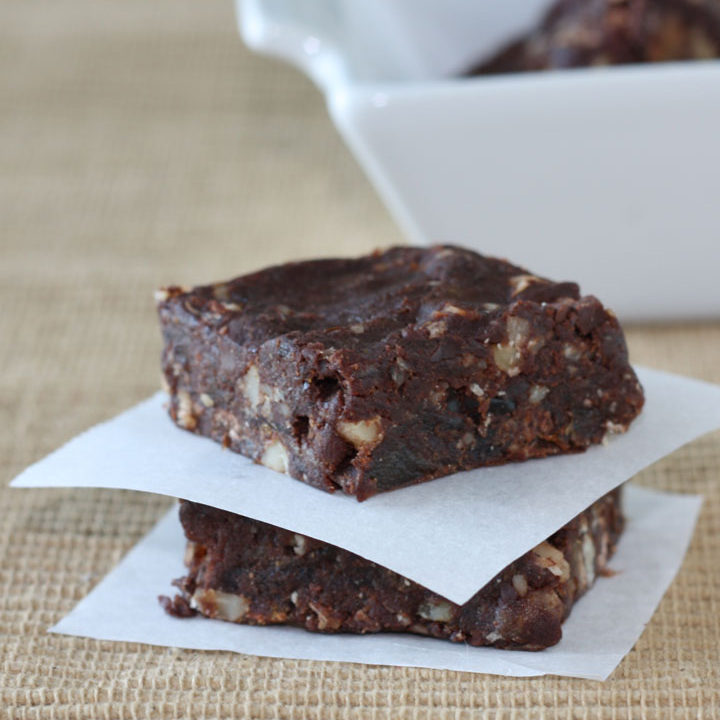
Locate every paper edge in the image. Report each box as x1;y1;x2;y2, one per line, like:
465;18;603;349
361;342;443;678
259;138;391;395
11;365;720;606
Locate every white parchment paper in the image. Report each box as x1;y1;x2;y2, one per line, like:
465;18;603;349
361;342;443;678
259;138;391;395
12;366;720;605
50;485;702;681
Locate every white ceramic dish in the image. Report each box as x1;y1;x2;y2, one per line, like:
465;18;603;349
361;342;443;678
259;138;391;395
239;0;720;321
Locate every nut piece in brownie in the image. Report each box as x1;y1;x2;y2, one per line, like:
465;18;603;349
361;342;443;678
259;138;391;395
161;488;623;651
157;246;643;500
469;0;720;75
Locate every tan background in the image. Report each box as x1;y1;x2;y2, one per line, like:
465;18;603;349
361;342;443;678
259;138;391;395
2;1;719;717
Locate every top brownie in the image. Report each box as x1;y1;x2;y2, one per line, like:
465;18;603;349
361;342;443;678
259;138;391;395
157;246;644;500
469;0;720;75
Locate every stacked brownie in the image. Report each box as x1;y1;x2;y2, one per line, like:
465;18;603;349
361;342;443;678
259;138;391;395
157;245;643;650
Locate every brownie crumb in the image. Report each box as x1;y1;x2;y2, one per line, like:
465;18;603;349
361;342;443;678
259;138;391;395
159;593;196;618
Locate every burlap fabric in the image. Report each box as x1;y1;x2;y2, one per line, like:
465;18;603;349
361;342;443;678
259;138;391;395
2;2;719;717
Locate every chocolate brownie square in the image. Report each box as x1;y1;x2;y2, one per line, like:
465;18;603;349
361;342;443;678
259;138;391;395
162;487;624;650
156;246;643;500
470;0;720;75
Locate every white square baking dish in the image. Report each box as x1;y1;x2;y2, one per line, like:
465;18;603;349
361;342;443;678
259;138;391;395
239;0;720;321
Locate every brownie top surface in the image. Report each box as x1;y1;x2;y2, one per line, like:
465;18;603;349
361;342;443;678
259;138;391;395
163;246;580;348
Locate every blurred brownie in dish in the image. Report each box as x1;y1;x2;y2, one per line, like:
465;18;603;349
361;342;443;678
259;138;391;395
161;487;624;650
470;0;720;74
156;246;643;500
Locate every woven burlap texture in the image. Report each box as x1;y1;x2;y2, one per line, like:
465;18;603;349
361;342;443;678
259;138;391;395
2;2;719;718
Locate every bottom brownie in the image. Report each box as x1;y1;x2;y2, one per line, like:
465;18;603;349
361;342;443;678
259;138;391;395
161;488;623;651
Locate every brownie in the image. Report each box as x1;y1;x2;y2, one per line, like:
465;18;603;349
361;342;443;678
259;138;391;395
161;488;624;650
156;246;644;500
469;0;720;74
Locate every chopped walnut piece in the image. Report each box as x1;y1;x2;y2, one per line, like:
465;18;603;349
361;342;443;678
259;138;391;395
337;417;383;448
260;440;289;473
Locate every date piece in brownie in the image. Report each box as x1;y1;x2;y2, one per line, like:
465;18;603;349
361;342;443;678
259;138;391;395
470;0;720;75
161;488;623;651
157;246;643;500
